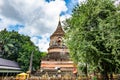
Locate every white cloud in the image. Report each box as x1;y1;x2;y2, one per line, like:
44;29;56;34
31;33;50;52
0;15;19;31
0;0;3;10
115;0;120;5
0;0;68;52
38;34;50;52
61;14;71;22
78;0;86;4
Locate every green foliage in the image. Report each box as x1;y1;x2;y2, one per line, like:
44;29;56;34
92;76;97;80
64;0;120;77
0;29;45;71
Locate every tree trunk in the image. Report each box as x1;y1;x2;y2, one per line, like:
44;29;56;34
110;73;114;80
102;72;109;80
100;62;109;80
85;63;88;80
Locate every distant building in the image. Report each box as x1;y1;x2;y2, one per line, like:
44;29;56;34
0;58;21;76
40;20;75;76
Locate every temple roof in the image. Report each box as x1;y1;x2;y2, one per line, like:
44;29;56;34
50;20;65;38
0;58;21;71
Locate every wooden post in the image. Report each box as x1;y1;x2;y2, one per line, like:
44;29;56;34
28;51;34;76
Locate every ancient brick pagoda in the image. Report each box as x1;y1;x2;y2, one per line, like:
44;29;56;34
40;20;75;76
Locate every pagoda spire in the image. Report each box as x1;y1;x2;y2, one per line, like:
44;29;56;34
59;16;60;22
58;16;61;28
50;17;64;38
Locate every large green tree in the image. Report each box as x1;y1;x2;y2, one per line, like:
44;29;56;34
64;0;120;79
0;29;45;72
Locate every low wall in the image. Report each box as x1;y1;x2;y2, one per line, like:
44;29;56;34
0;77;119;80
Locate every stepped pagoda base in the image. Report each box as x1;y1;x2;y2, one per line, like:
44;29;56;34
39;60;74;76
39;19;77;77
35;69;74;77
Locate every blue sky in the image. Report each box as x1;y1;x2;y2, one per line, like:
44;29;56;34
1;0;78;31
0;0;81;52
0;0;120;52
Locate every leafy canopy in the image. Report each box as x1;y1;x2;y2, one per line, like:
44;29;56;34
64;0;120;75
0;29;46;71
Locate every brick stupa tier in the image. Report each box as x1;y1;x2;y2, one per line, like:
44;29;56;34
40;19;75;76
